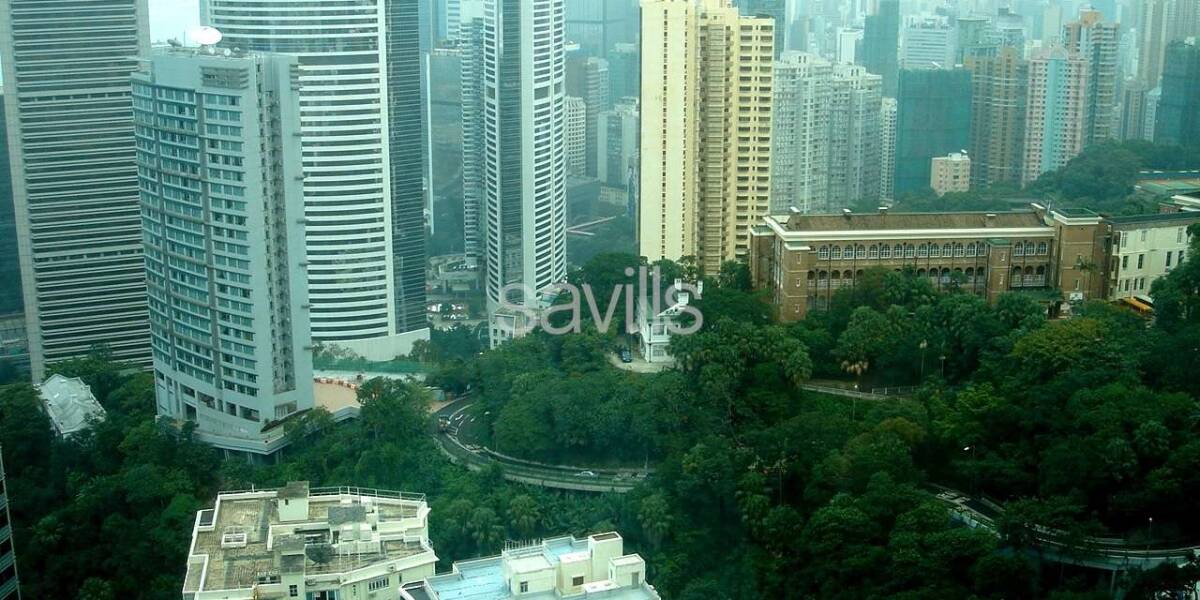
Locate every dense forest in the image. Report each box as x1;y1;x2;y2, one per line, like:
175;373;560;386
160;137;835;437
1;143;1200;597
6;228;1197;597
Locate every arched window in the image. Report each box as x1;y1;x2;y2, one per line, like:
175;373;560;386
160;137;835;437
1036;265;1045;275
831;246;842;260
1024;266;1034;275
930;244;941;258
1037;241;1048;255
807;271;816;280
844;270;854;280
905;245;916;258
894;244;904;258
880;245;891;259
868;245;879;259
917;268;927;277
856;245;867;259
966;243;976;257
831;270;841;280
917;243;929;258
818;270;828;280
1014;242;1024;257
943;243;953;257
1025;242;1036;256
818;246;830;259
955;243;965;257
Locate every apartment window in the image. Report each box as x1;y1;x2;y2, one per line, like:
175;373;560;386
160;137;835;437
632;572;641;586
1122;255;1128;269
520;581;529;593
572;576;585;587
1166;251;1173;267
1142;230;1147;242
1138;254;1145;269
1179;228;1185;243
1123;279;1130;292
289;585;298;597
368;577;390;591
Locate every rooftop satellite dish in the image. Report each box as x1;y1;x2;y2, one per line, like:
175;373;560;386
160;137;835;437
188;26;223;46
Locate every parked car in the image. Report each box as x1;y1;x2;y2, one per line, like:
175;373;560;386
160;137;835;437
619;348;633;363
575;470;597;478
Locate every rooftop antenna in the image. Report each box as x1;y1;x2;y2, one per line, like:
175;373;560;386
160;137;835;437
188;26;223;48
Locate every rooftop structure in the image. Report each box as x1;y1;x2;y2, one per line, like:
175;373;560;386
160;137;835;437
403;533;659;600
930;152;972;196
1103;212;1200;301
38;374;104;437
183;483;436;600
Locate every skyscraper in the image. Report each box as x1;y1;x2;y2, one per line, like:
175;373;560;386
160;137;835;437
771;53;833;213
566;0;638;58
965;46;1029;188
133;48;314;456
461;17;487;268
597;98;640;189
566;52;611;178
1138;0;1176;89
1064;9;1120;144
1154;39;1200;145
827;64;883;206
881;97;898;201
565;97;588;176
1023;47;1090;184
739;0;794;57
0;95;20;321
0;447;18;599
861;0;900;96
207;0;429;360
608;42;642;101
894;69;973;195
639;0;774;272
902;18;957;69
483;0;568;308
1120;79;1155;140
0;0;152;380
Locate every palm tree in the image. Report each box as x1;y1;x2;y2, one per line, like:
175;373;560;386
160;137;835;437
638;493;673;549
507;494;542;538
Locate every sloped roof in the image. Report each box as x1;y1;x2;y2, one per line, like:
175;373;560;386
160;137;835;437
38;374;105;436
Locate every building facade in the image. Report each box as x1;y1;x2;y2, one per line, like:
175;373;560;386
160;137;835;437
639;0;774;272
901;18;956;69
183;483;437;600
965;46;1029;188
0;447;18;600
461;17;487;268
1138;0;1175;89
133;49;314;457
565;97;588;176
566;53;610;178
748;207;1108;320
894;68;973;195
1120;79;1155;140
1104;212;1199;300
483;0;569;310
1063;10;1119;145
771;52;833;213
206;0;429;361
597;98;640;189
0;0;152;380
1153;39;1200;146
827;65;884;207
404;532;659;600
930;152;972;196
861;0;900;96
1023;47;1089;184
881;98;898;202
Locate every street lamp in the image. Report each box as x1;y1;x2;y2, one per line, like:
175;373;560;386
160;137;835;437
919;340;928;380
1147;517;1154;553
963;445;978;494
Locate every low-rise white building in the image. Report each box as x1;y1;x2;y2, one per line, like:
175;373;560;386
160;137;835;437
402;532;658;600
635;281;702;364
1105;212;1199;300
182;482;437;600
38;374;105;437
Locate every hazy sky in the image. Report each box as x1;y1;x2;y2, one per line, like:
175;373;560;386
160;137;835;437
150;0;202;43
